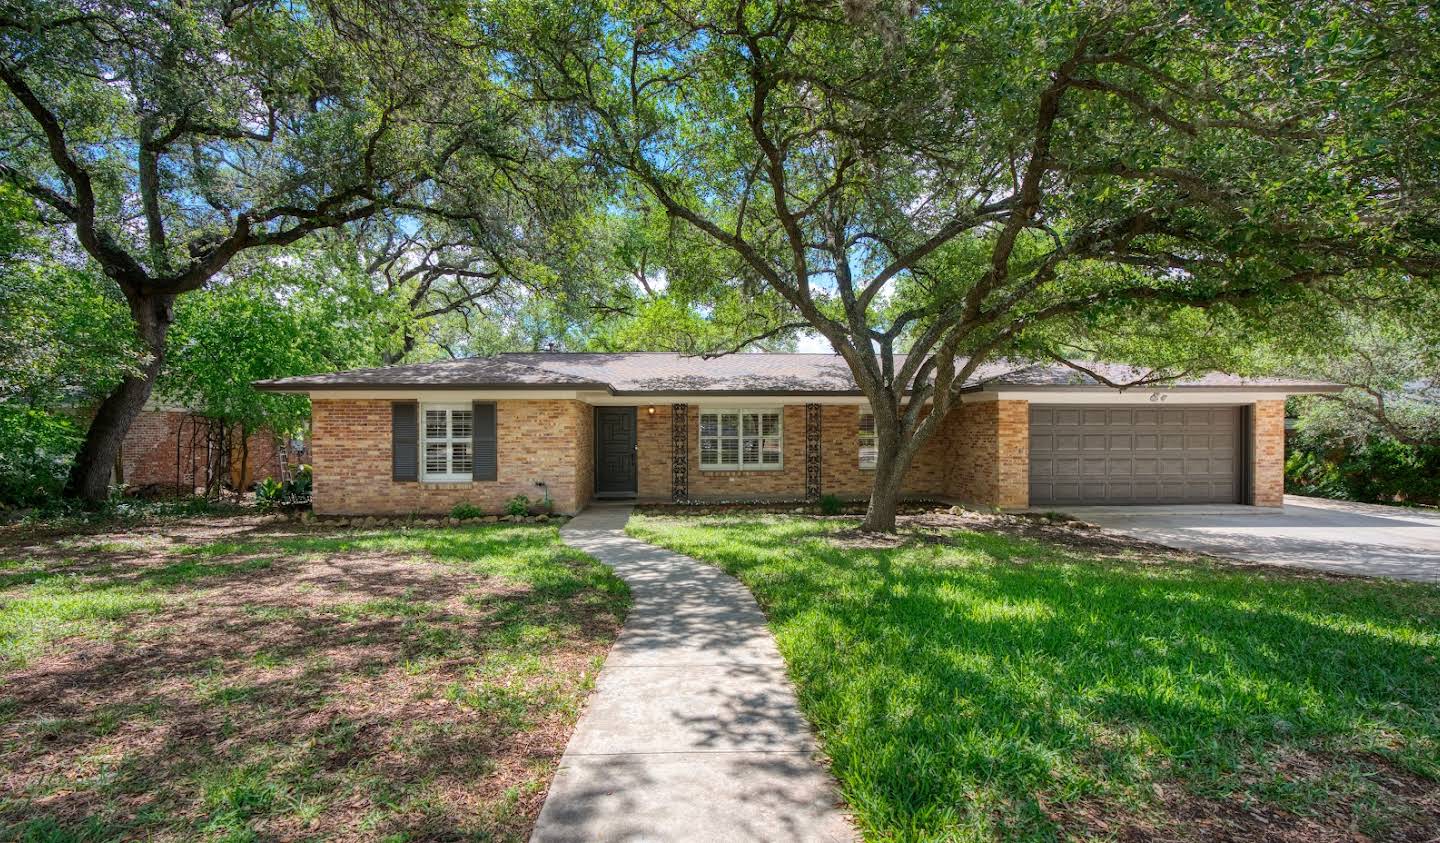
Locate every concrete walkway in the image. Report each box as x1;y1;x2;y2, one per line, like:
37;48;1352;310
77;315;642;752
531;505;855;842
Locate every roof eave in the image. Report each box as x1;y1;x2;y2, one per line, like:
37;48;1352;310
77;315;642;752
972;383;1344;394
607;388;868;397
251;380;613;394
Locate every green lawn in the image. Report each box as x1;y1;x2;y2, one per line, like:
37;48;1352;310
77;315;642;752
0;521;628;841
626;513;1440;842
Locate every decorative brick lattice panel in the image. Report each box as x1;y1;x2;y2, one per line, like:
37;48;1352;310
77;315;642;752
805;403;822;500
670;403;689;501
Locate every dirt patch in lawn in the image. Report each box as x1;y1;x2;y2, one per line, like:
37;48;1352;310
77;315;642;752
737;507;1364;581
636;502;1191;559
794;507;1206;561
899;509;1202;556
1055;750;1440;842
0;518;626;841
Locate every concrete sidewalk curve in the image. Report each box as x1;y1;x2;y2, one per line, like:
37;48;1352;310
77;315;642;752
530;504;856;843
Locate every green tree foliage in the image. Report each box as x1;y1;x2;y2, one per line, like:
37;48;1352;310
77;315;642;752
1284;305;1440;450
351;202;799;359
1277;296;1440;507
0;0;525;500
579;204;801;352
345;209;608;362
1286;439;1440;507
0;185;138;404
0;404;83;507
497;0;1440;529
0;184;135;507
161;248;397;441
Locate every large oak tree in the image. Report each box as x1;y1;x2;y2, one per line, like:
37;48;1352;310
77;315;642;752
499;0;1439;530
0;0;522;500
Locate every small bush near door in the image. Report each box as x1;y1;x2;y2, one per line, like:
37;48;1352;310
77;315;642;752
450;502;484;520
505;495;530;517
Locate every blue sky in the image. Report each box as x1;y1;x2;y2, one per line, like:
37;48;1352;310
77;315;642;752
794;330;833;353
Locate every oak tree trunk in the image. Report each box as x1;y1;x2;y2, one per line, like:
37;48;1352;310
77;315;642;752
861;429;923;533
64;292;175;503
380;331;418;366
236;425;250;499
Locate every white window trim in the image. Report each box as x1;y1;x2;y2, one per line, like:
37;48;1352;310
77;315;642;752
858;409;877;471
698;407;784;471
422;403;474;483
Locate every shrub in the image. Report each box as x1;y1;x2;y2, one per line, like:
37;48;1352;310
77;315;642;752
818;494;843;516
1286;436;1440;506
450;502;484;520
0;405;82;507
253;465;312;511
505;495;530;517
254;477;284;509
288;464;312;500
19;493;231;526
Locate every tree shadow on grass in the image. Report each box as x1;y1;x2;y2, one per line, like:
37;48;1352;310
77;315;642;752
627;515;1440;841
0;524;628;841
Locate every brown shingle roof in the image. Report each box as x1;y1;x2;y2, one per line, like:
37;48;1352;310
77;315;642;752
988;361;1338;390
500;352;921;393
253;353;1339;393
253;356;607;390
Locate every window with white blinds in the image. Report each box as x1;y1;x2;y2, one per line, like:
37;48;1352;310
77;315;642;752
422;405;473;482
858;411;877;469
699;409;782;470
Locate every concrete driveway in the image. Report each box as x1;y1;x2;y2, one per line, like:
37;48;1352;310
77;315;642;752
1058;495;1440;583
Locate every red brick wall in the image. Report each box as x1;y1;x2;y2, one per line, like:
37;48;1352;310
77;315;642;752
633;403;951;502
686;405;808;500
118;410;284;492
120;410;196;489
310;398;590;516
637;405;672;500
1252;400;1285;507
819;405;949;499
995;401;1030;509
575;403;594;509
943;399;1029;509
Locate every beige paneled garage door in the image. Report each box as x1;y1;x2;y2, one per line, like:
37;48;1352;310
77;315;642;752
1029;406;1242;506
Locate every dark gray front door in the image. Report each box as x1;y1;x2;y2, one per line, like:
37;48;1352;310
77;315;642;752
1029;405;1241;506
595;407;637;496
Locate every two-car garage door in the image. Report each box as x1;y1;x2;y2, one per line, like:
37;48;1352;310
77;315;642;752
1029;406;1243;506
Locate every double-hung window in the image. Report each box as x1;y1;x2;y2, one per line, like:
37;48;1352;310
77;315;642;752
699;409;782;470
858;410;877;470
422;405;473;482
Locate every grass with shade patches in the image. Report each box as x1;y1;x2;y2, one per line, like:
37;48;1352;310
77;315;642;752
626;513;1440;843
0;519;628;841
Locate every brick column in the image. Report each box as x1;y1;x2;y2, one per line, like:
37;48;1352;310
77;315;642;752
1251;400;1285;507
995;400;1030;509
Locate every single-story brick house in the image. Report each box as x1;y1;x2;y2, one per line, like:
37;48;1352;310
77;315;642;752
254;353;1340;516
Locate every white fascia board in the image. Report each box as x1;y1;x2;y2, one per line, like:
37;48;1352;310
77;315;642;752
963;388;1296;405
296;389;879;405
588;394;873;406
301;388;594;401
